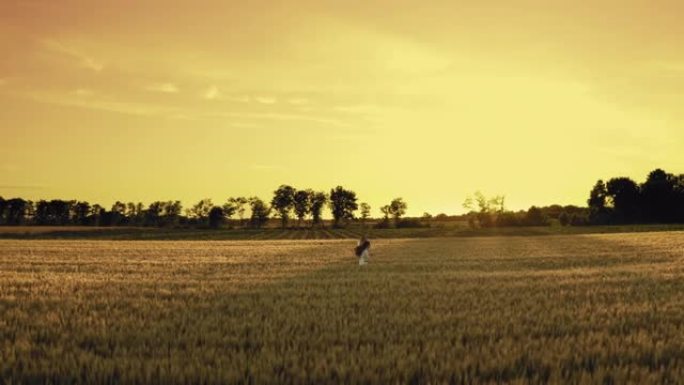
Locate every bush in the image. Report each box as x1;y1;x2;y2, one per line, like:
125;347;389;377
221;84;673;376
495;212;521;227
373;219;391;229
559;212;570;226
396;219;427;228
570;213;590;226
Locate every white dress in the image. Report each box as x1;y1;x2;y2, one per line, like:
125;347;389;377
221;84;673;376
358;241;369;266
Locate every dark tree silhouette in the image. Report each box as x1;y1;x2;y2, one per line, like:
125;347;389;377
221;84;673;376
606;177;640;223
588;180;610;224
360;202;371;225
0;197;6;225
524;206;549;226
329;186;357;228
640;169;675;223
389;198;407;226
249;197;271;228
221;200;237;226
72;201;91;225
188;199;213;226
5;198;27;225
271;185;296;228
208;206;224;229
229;197;248;226
293;189;312;228
310;191;327;227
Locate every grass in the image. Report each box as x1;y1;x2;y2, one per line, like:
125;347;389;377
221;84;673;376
2;223;684;240
2;232;684;383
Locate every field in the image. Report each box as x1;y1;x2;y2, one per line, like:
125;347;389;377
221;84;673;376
4;223;684;240
2;232;684;384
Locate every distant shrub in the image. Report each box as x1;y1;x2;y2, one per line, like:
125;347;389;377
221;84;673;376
559;212;570;226
396;219;428;228
495;212;521;227
373;219;391;229
524;206;550;226
570;213;590;226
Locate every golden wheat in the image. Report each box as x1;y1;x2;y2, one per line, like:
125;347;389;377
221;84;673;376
2;233;684;384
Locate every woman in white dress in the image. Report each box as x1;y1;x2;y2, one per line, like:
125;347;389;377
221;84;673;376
355;236;371;266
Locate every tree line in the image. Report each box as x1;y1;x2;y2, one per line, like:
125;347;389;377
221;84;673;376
0;185;396;229
2;168;683;229
587;168;684;225
459;168;684;228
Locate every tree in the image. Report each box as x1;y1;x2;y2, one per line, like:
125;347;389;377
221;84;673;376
208;206;225;229
72;201;91;225
90;204;103;226
329;186;358;228
0;197;6;225
360;203;371;225
380;205;391;220
110;201;127;226
293;189;312;228
5;198;27;225
310;191;328;227
229;197;248;226
222;201;237;225
188;199;213;224
271;185;296;228
559;212;570;226
462;191;503;228
524;206;550;226
377;205;391;228
640;169;675;223
161;201;183;227
145;201;163;227
388;198;407;226
588;180;610;224
249;197;271;228
606;177;640;223
421;212;433;226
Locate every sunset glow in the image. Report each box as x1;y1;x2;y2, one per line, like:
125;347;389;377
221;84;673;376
2;1;683;215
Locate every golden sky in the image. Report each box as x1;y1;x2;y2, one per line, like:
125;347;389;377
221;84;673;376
1;1;683;215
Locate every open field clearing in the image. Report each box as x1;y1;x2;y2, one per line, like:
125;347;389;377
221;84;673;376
2;233;684;384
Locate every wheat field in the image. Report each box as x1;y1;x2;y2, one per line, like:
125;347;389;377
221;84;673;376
2;232;684;384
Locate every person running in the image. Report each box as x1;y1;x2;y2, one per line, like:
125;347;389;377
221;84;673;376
355;236;371;266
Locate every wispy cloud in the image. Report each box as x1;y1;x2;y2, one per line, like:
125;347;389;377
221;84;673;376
41;39;104;72
145;83;179;93
255;96;277;104
28;91;181;118
227;95;251;103
74;88;94;97
203;85;220;100
208;111;349;128
27;90;348;127
288;98;309;105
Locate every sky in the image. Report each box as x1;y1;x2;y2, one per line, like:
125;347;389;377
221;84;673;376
1;0;683;216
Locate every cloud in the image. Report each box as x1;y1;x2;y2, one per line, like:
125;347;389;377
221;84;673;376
28;91;181;117
227;95;251;103
145;83;179;93
0;78;6;86
208;111;349;128
74;88;94;97
255;96;277;104
41;39;104;72
203;85;220;100
288;98;309;105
